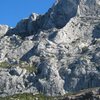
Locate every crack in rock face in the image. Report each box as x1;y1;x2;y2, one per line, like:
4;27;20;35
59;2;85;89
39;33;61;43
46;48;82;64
0;0;100;97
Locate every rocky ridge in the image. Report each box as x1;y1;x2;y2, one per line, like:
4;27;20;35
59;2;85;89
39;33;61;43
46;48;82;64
0;0;100;97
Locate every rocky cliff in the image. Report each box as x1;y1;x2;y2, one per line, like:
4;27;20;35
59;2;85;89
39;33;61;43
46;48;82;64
0;0;100;97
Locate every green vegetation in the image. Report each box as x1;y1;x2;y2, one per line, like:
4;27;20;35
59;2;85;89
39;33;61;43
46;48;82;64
0;61;11;68
24;65;37;73
0;93;56;100
0;61;37;73
18;61;37;73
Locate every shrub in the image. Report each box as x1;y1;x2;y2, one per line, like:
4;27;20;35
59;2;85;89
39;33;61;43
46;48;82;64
0;93;55;100
0;61;37;73
0;61;11;68
18;61;37;73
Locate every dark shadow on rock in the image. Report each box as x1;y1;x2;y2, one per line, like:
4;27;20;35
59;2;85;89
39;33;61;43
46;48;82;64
42;0;80;29
48;31;58;41
5;18;41;39
20;44;39;61
91;48;100;65
92;23;100;39
5;0;80;39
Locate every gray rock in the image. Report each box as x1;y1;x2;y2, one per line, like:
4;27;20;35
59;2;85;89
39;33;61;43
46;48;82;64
0;25;9;38
0;0;100;97
78;0;100;17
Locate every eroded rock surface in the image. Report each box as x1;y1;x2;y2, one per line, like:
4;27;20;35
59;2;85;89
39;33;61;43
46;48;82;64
0;0;100;97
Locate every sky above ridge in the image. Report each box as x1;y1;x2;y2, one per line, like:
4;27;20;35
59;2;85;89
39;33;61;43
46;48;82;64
0;0;54;27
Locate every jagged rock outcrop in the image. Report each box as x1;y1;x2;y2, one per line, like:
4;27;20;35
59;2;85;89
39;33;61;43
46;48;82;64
41;0;80;29
0;25;9;38
0;0;100;97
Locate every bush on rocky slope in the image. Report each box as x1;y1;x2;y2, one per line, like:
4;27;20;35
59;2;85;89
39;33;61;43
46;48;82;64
0;60;37;73
0;93;56;100
0;61;11;68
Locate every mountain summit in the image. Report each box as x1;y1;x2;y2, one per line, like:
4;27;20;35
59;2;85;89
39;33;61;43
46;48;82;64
0;0;100;97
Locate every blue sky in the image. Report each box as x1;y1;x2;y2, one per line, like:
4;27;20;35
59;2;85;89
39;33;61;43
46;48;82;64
0;0;54;27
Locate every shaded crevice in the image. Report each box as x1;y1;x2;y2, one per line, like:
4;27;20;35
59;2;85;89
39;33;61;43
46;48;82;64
92;23;100;39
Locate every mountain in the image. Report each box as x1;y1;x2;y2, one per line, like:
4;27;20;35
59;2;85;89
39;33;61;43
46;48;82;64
0;0;100;97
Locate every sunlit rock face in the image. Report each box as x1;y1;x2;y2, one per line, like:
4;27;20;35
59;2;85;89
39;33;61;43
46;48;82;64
0;0;100;97
0;25;9;38
78;0;100;17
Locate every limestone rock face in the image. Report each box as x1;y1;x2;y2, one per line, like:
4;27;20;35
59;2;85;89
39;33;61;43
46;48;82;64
0;0;100;97
78;0;100;17
42;0;80;29
0;25;9;38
